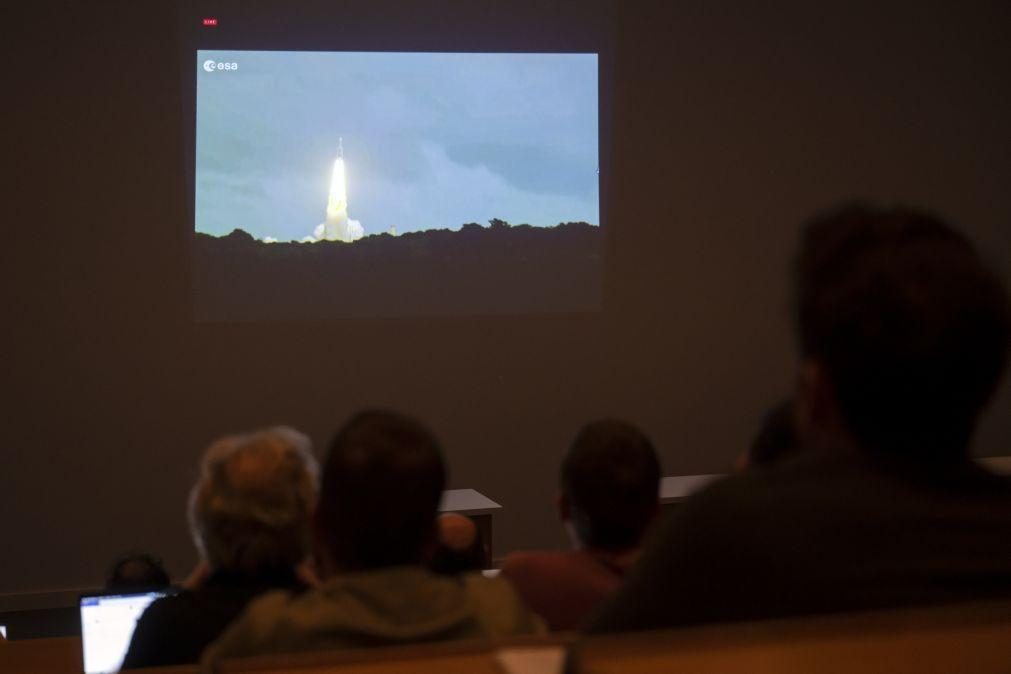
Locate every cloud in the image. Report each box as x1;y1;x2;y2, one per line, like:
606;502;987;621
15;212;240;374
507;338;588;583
353;142;598;233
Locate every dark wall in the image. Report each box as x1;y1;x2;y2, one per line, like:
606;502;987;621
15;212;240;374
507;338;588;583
3;0;1010;598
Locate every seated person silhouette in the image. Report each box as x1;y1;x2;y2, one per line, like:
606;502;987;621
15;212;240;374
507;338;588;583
202;410;542;669
122;427;317;669
588;204;1011;633
502;420;660;630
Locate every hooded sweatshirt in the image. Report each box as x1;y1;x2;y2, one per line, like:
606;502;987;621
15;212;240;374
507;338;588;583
201;565;543;671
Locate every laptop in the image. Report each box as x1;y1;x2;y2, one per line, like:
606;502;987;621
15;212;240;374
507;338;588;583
79;590;171;674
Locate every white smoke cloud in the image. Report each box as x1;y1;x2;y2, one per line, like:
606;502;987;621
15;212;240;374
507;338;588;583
347;219;364;241
307;219;364;243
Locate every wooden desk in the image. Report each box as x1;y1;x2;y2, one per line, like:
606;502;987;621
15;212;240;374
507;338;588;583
10;602;1011;674
574;600;1011;674
0;635;81;674
438;489;502;562
220;634;572;674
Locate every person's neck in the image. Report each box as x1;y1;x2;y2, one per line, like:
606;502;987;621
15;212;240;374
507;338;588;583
323;558;424;578
579;545;641;574
573;540;639;560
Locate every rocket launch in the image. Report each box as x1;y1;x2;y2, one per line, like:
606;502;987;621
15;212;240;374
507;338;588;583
318;137;364;242
326;138;347;225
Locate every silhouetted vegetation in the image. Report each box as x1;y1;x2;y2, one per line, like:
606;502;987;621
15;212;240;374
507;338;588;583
193;221;601;320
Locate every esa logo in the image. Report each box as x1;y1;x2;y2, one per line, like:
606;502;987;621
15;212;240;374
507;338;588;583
202;59;238;73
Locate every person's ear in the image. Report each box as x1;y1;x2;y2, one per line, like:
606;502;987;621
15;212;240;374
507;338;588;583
180;561;211;590
796;358;842;447
796;358;819;436
733;449;750;472
295;558;322;588
558;493;584;550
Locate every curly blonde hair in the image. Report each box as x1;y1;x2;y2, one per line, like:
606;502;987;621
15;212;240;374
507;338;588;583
189;427;319;574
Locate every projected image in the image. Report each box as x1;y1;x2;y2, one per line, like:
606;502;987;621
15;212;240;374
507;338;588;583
192;50;601;319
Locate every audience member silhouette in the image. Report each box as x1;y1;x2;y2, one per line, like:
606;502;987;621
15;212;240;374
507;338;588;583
587;204;1011;633
202;411;541;668
502;420;661;630
122;427;318;669
428;513;489;575
106;553;171;592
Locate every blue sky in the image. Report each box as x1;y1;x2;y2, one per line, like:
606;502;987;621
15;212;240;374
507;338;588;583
195;50;599;240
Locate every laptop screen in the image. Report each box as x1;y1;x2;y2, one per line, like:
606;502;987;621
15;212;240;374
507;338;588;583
80;591;168;674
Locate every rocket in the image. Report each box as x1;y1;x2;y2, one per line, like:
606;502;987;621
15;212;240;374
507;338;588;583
326;138;348;224
322;137;350;241
319;137;364;242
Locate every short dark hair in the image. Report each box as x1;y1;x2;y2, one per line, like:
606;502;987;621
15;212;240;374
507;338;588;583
749;399;800;468
795;204;1010;459
317;410;445;570
561;420;660;550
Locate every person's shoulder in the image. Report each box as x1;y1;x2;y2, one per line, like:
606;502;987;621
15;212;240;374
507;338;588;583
463;570;522;598
123;589;224;669
649;454;850;555
673;469;775;523
501;550;572;577
690;450;861;508
462;572;546;635
135;590;199;625
502;550;602;583
201;588;300;666
230;588;299;632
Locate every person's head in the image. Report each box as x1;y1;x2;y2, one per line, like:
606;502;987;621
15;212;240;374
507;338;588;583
315;410;445;573
428;513;488;575
741;399;800;470
106;552;170;591
188;427;319;576
794;204;1010;461
560;420;661;551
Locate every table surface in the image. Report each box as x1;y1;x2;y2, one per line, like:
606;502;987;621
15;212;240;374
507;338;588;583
658;457;1011;505
659;474;724;503
439;489;502;515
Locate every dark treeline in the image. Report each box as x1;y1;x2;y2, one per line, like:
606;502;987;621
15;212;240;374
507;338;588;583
193;221;601;320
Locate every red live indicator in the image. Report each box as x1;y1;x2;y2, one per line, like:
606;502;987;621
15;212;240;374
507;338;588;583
202;17;219;27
